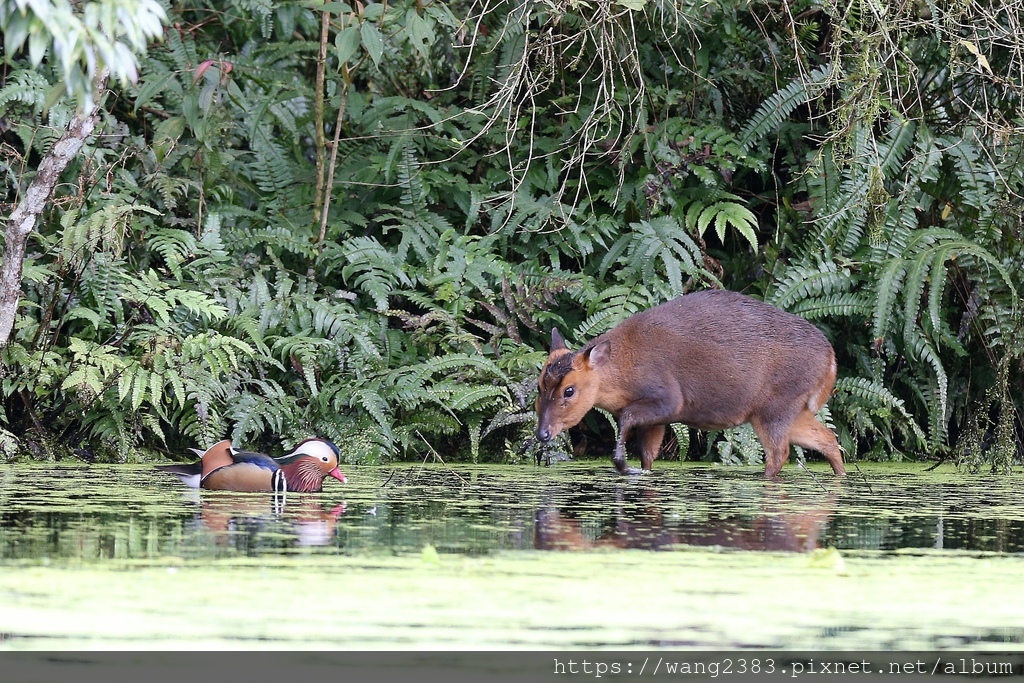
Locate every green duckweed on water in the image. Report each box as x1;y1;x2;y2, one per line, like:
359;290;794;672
0;460;1022;648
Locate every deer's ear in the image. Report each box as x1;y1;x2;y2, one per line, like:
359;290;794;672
550;328;567;352
584;340;610;368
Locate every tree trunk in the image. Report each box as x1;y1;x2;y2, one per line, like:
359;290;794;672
0;73;108;346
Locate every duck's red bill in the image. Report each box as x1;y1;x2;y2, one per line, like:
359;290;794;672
328;468;347;484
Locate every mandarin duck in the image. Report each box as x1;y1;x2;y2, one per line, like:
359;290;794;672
157;438;347;493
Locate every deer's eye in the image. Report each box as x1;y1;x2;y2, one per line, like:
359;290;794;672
563;386;575;398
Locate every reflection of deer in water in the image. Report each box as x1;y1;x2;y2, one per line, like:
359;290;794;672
534;482;837;553
194;495;346;549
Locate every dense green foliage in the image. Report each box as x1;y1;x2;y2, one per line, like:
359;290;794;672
1;0;1022;469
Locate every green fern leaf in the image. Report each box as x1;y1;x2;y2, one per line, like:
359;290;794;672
871;259;907;344
738;64;831;150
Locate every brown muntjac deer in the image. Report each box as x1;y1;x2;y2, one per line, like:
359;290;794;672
535;289;846;477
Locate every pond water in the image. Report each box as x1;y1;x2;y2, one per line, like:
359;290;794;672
1;460;1023;649
3;461;1023;558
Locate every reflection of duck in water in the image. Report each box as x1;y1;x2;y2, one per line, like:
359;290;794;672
534;482;838;553
157;438;346;492
195;495;347;548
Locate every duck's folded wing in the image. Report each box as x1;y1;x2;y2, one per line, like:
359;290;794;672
199;439;235;479
201;450;280;492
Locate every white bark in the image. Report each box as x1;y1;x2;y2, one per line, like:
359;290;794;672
0;73;108;345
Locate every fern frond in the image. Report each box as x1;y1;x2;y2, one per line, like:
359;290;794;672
738;64;831;151
790;293;872;320
0;69;49;116
766;259;851;309
147;228;197;277
341;236;412;310
576;284;657;339
870;258;907;344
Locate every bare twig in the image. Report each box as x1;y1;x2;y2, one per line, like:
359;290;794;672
312;3;330;235
316;77;350;258
415;430;470;486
